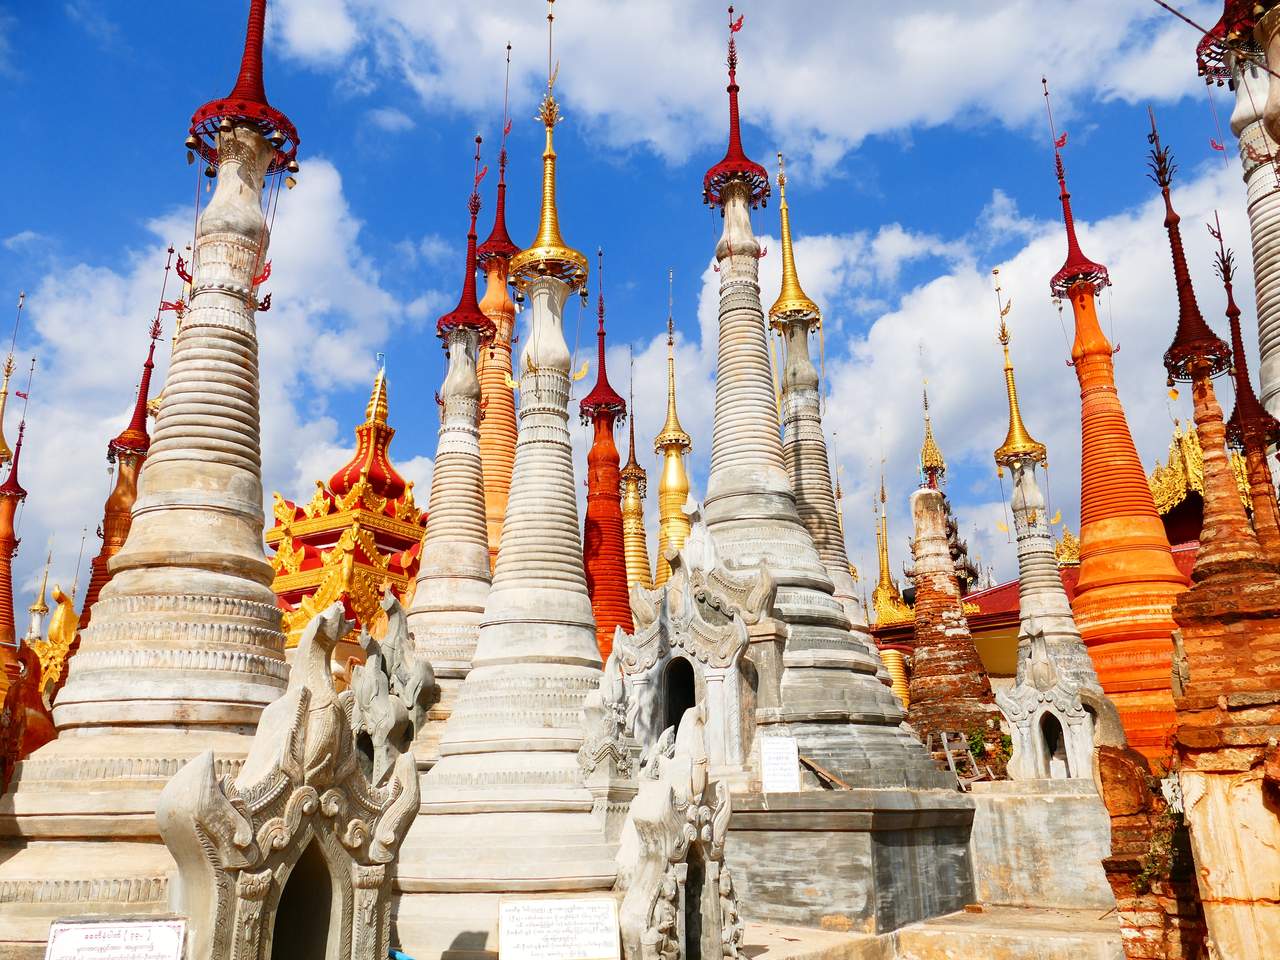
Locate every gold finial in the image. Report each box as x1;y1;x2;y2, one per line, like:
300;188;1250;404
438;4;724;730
872;469;912;626
365;357;389;424
920;381;946;488
1054;526;1081;567
769;152;820;326
991;269;1047;473
29;548;51;617
508;0;587;293
655;269;691;452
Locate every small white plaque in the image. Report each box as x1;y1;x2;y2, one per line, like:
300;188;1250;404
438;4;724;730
760;735;801;793
45;919;186;960
499;897;620;960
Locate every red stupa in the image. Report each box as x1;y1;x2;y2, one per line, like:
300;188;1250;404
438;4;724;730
579;250;631;660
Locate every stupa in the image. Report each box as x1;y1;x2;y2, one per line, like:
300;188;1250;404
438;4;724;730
476;46;522;571
393;7;617;953
404;137;495;766
619;355;653;591
580;250;631;659
0;0;295;944
1045;83;1188;762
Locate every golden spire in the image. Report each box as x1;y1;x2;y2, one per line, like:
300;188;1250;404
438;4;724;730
653;269;692;588
0;292;24;465
873;470;912;626
29;548;50;618
507;0;588;293
991;269;1047;473
620;348;653;591
654;269;691;451
769;152;819;325
920;382;946;488
366;357;389;424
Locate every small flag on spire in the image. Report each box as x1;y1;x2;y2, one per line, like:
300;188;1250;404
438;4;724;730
1210;138;1225;152
730;12;744;32
1055;131;1067;149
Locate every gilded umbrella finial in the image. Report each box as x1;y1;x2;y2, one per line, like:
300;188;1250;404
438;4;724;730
992;268;1047;473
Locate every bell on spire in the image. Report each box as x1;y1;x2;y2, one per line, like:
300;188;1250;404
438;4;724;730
702;5;770;210
187;0;300;176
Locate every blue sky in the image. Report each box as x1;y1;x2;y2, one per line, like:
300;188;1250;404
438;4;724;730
0;0;1257;614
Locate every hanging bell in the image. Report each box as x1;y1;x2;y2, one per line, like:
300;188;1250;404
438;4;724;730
268;128;285;148
219;117;234;133
287;160;300;174
204;164;217;178
184;134;200;151
186;150;195;166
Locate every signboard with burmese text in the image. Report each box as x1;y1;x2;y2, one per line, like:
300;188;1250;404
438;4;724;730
45;918;186;960
498;896;620;960
759;734;801;793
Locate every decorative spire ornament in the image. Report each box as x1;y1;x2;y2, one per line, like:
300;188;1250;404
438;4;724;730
1045;82;1187;761
478;43;523;570
406;136;496;766
919;383;946;489
0;361;34;697
619;349;652;591
23;550;51;645
769;152;869;630
653;269;692;588
992;271;1047;472
0;292;24;467
872;470;911;628
395;11;616;952
1213;218;1280;561
579;249;631;659
702;6;769;210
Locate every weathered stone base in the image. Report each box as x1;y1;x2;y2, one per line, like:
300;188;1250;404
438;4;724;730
0;729;252;955
752;716;956;790
968;780;1115;910
723;789;975;934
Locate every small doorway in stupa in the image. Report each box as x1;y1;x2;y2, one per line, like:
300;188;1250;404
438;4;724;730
272;837;333;959
1040;712;1070;779
663;656;696;735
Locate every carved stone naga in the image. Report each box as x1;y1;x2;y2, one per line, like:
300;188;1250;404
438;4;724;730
616;704;743;960
157;601;425;960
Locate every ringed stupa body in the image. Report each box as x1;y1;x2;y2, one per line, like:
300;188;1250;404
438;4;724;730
0;0;294;944
394;15;616;953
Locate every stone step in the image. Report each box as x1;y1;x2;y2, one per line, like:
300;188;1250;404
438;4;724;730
892;906;1122;960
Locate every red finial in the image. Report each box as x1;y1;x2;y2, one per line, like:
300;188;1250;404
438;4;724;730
1;361;34;500
188;0;299;176
438;137;496;344
1211;214;1280;448
1044;79;1110;298
703;6;769;210
478;43;521;265
580;248;626;424
1196;2;1259;86
1148;110;1232;383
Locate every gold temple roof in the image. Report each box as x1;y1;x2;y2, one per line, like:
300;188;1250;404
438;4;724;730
769;152;820;326
1148;419;1250;517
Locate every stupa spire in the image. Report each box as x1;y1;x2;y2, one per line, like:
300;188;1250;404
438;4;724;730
477;44;522;570
770;153;868;629
1046;92;1187;760
919;383;946;489
579;249;631;659
1044;79;1109;298
23;550;50;644
620;349;652;591
405;137;496;766
992;272;1047;472
396;11;617;948
702;6;770;209
81;274;168;634
0;364;34;661
0;293;24;466
508;3;587;294
653;269;692;588
327;365;407;500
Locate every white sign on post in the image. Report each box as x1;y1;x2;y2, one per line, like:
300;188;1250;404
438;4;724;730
45;918;186;960
759;735;801;793
498;896;620;960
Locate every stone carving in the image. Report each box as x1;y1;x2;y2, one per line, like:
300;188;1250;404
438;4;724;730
351;592;434;786
617;704;742;960
618;514;771;772
997;618;1095;780
158;603;420;960
579;649;639;841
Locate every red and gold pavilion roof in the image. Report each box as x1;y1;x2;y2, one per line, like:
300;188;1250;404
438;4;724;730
266;370;426;651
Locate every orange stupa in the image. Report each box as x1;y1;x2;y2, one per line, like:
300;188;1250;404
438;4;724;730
476;46;521;571
1046;90;1187;762
579;250;631;660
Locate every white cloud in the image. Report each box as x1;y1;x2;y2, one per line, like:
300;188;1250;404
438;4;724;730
272;0;1220;168
3;230;43;252
367;106;415;132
